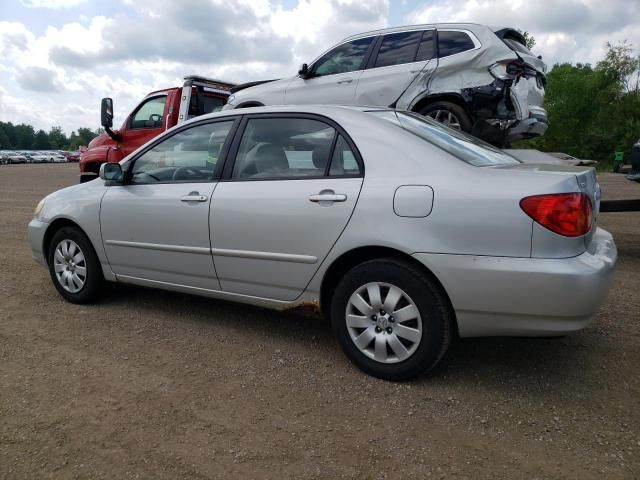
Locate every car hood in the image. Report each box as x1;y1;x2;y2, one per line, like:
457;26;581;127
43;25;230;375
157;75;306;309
232;76;294;103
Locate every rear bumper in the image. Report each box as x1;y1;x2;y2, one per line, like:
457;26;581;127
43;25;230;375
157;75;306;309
506;108;548;142
28;218;49;267
413;227;617;337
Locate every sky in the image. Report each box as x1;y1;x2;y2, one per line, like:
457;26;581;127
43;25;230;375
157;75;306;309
0;0;638;134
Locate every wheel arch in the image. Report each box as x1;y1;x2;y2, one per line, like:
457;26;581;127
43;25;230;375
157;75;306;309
319;245;457;332
43;217;88;265
411;93;472;117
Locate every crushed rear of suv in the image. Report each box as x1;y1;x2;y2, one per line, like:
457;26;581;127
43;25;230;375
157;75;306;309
225;23;548;147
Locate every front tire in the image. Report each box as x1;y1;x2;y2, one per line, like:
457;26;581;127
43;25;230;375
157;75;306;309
330;258;453;380
47;226;102;304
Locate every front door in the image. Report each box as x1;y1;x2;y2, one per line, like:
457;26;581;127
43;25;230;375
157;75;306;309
285;36;375;106
119;94;169;158
211;115;364;301
100;119;237;290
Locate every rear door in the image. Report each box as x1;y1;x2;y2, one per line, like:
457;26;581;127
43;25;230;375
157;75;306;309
210;114;364;301
285;37;375;106
355;29;437;107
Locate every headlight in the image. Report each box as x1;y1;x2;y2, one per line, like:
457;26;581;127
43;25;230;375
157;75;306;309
34;197;46;218
227;94;236;105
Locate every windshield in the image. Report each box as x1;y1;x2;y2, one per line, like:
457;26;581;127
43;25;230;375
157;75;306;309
369;110;520;167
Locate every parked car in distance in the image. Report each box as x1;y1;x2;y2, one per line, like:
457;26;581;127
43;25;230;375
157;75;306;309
2;151;28;164
80;75;235;182
225;23;547;146
29;151;53;163
28;106;616;380
63;151;80;162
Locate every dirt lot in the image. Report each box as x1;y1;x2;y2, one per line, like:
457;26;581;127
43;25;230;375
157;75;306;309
1;164;639;479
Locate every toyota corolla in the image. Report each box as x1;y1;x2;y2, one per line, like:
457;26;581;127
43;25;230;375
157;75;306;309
28;106;617;380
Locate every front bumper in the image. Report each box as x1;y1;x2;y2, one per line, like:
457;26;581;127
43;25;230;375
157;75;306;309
413;227;617;337
28;218;49;267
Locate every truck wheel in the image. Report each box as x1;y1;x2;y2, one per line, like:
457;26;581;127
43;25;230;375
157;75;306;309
47;226;103;304
330;258;453;380
419;101;472;132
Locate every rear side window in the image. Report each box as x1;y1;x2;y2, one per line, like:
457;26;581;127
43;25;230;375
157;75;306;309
370;110;520;167
329;135;360;176
415;30;435;61
374;31;422;68
437;31;476;58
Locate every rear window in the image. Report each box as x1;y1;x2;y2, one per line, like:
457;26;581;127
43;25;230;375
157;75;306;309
437;31;476;58
370;110;520;167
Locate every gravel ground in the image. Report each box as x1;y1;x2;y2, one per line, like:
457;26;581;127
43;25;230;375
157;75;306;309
1;164;639;479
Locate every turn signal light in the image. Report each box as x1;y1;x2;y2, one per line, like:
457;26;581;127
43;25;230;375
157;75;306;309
520;193;592;237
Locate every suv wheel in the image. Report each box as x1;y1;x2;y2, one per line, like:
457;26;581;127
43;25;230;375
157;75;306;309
420;101;472;132
331;258;453;380
47;226;102;304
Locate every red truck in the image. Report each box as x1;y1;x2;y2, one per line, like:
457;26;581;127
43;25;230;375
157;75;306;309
80;75;235;182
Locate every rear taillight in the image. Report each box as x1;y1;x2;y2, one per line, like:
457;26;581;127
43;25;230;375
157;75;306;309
520;193;593;237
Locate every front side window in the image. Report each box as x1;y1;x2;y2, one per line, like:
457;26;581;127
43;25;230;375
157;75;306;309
437;31;476;58
130;96;167;129
371;110;519;167
130;121;234;184
312;37;373;77
374;31;422;68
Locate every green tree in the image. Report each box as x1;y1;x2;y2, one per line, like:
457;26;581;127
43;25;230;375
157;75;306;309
0;125;11;149
521;31;536;51
33;129;50;149
47;126;67;149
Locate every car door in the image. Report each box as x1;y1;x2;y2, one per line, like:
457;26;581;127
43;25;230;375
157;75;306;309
100;118;238;290
285;36;375;106
210;114;364;301
119;94;170;158
355;29;437;107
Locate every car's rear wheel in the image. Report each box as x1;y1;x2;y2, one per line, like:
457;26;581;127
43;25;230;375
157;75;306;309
419;101;472;132
47;226;102;304
330;258;453;380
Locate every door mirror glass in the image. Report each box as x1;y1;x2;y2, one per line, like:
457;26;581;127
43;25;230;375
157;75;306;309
101;97;114;128
298;63;309;78
99;162;123;182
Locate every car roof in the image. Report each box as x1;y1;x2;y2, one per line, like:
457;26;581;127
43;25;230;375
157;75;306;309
340;22;500;41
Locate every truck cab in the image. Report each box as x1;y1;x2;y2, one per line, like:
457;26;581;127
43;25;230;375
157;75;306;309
80;76;235;182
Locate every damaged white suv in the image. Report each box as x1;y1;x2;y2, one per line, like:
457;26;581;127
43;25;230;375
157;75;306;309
225;23;547;146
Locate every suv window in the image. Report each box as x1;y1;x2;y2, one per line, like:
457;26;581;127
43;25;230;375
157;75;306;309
374;31;422;68
130;96;167;129
130;121;234;184
415;30;435;61
232;118;337;179
312;37;373;77
437;31;476;58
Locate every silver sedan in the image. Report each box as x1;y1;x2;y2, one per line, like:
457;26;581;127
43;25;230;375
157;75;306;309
28;106;617;380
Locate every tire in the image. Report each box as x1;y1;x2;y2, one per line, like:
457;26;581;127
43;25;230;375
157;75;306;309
47;226;103;304
330;258;453;381
419;101;473;132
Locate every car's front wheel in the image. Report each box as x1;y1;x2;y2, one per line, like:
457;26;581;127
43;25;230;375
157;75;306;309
331;258;453;380
47;226;102;304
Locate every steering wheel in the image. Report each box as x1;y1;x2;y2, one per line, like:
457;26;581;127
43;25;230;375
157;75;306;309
148;113;162;125
172;166;202;181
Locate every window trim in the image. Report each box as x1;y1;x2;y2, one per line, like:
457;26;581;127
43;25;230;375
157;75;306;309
219;112;365;182
127;94;169;131
122;116;242;185
436;28;481;59
307;36;377;79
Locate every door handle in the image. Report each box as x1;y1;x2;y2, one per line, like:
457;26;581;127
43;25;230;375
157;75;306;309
309;193;347;203
181;192;208;202
336;79;353;84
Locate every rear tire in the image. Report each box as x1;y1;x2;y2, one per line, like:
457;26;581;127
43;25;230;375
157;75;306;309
47;226;103;304
419;101;473;132
330;258;453;380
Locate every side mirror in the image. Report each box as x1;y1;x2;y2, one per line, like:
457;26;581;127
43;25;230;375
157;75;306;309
101;97;114;128
99;162;123;183
298;63;309;78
